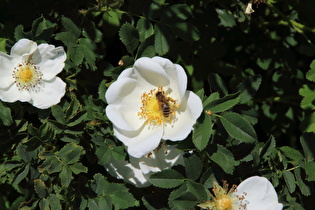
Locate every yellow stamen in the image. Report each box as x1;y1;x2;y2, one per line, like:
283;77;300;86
138;87;178;126
13;61;42;91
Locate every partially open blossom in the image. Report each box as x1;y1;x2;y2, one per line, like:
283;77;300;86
198;176;283;210
105;56;203;158
0;38;66;109
105;143;184;187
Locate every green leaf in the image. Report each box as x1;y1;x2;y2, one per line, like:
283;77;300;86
171;22;200;42
210;145;239;174
150;169;185;188
47;194;62;210
203;92;220;108
192;113;212;151
168;183;200;209
299;84;315;110
279;146;304;161
56;143;84;165
61;16;81;38
216;9;236;28
283;171;296;193
119;23;139;54
305;162;315;181
0;38;8;53
237;75;262;103
294;168;311;196
51;105;66;124
260;136;276;159
104;183;138;209
0;101;13;126
300;132;315;161
39;152;63;174
59;166;73;187
208;74;228;96
220;112;257;143
34;179;47;198
13;164;30;185
136;19;154;42
306;59;315;82
154;23;172;55
205;92;240;114
67;111;87;127
184;154;203;181
69;162;88;175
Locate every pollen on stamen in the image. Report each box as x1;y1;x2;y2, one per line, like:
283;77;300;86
138;87;177;126
12;61;43;91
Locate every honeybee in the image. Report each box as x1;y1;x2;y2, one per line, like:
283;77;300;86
155;86;176;118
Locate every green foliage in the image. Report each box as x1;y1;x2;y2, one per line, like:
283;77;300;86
1;0;315;209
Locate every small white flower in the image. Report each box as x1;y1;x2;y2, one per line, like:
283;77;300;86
105;56;203;158
245;0;255;15
0;38;66;109
198;176;283;210
105;143;184;187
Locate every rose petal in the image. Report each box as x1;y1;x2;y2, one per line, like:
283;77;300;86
134;57;169;87
113;124;163;158
0;83;31;103
0;52;15;89
152;57;187;103
105;157;151;187
32;44;66;80
10;39;37;60
236;176;283;210
163;91;202;140
30;77;66;109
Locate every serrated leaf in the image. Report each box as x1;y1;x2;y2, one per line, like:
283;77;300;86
294;168;311;196
60;166;73;187
192;113;212;151
39;153;63;174
220;112;257;143
210;145;239;174
260;136;276;159
205;92;240;113
61;16;81;38
305;162;315;181
0;101;13;126
150;169;185;188
51;105;66;124
56;143;84;165
184;154;203;181
168;183;199;209
0;38;7;53
69;162;88;175
186;181;208;201
237;75;262;103
88;197;111;210
104;183;137;209
154;23;172;55
34;179;47;198
119;23;139;54
299;84;315;110
279;146;304;161
203;92;220;108
137;19;154;42
306;59;315;82
283;171;296;193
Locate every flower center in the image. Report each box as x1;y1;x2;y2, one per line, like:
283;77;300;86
217;195;232;210
138;86;178;126
13;61;43;91
198;180;248;210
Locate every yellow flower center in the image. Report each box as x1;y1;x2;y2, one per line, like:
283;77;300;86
198;180;248;210
13;62;43;91
217;195;232;210
138;86;178;126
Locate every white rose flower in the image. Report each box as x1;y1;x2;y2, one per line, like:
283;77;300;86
198;176;283;210
105;143;184;188
105;56;203;158
0;38;66;109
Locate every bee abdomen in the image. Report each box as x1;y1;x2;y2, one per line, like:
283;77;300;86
162;104;171;118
